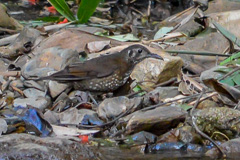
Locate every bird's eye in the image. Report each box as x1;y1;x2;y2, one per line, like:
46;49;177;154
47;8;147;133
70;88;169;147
128;50;133;57
138;49;142;53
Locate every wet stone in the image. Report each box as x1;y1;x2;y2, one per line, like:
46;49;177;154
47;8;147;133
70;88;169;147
126;106;187;135
131;131;158;145
0;134;97;160
206;138;240;159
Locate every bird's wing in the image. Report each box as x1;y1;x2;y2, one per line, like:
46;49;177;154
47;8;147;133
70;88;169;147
40;60;118;81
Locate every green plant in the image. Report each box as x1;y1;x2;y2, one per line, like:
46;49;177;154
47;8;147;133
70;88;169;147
48;0;101;23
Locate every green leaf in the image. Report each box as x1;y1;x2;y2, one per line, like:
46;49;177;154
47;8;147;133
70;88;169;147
220;52;240;66
48;0;76;21
133;85;146;96
77;0;101;23
133;85;142;92
179;104;193;111
232;72;240;85
220;77;235;86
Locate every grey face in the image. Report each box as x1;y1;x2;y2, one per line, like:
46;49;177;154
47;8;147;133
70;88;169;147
126;45;151;64
125;45;162;64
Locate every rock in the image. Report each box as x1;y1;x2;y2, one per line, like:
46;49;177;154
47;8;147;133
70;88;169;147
13;97;51;111
0;134;97;160
126;106;187;135
131;47;183;91
48;81;70;98
143;87;180;105
195;107;240;140
206;1;240;15
0;118;7;135
167;32;229;74
206;138;240;159
32;29;124;55
158;126;201;144
131;131;157;145
97;96;142;121
52;92;73;112
197;100;218;110
10;80;24;89
23;88;47;99
44;110;59;124
22;47;79;79
59;108;104;126
23;80;45;91
0;27;42;59
0;59;8;72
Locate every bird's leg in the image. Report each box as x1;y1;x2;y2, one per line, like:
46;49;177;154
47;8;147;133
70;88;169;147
87;91;98;106
43;81;49;98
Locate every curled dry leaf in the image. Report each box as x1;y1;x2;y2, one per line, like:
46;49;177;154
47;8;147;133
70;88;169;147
86;40;110;53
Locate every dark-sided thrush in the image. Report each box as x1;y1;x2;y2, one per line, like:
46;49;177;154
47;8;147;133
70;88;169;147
37;44;163;92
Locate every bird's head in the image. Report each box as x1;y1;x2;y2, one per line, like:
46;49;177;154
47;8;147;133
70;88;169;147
123;45;163;65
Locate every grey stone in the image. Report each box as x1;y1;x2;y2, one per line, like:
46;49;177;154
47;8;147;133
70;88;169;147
97;96;142;121
126;106;187;135
13;97;51;111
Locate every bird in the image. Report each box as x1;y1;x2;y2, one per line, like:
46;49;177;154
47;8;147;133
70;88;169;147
37;44;163;92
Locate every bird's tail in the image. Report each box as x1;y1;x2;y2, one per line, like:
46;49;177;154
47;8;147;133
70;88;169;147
24;75;54;81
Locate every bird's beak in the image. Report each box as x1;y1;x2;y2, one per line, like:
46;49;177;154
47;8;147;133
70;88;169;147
148;53;163;60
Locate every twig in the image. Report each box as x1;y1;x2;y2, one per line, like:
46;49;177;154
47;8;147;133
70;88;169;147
141;92;210;112
0;27;18;34
189;92;218;105
154;77;177;87
165;50;230;57
190;89;226;158
0;71;21;77
11;86;24;96
88;92;98;106
211;131;229;141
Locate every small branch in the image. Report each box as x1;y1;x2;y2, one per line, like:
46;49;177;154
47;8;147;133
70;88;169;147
154;77;177;87
190;89;226;158
0;71;21;77
165;50;230;57
141;92;210;111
